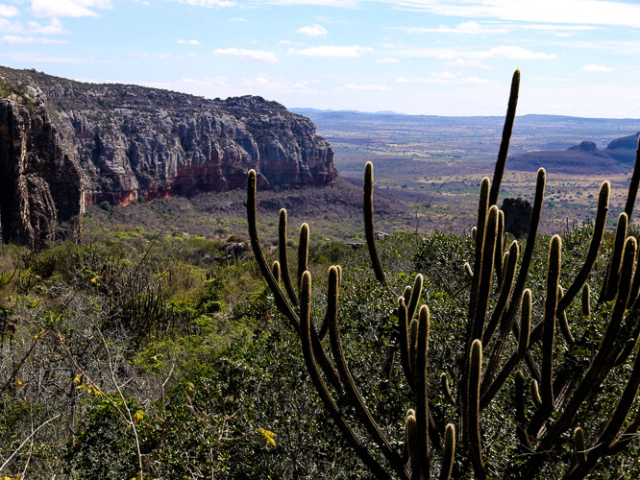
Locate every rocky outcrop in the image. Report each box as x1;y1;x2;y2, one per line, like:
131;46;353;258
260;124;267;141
0;65;337;246
0;98;83;249
508;134;638;175
568;140;598;153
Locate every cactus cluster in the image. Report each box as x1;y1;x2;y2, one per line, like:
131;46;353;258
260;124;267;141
246;70;640;479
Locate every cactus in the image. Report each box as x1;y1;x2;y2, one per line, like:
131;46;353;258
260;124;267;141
278;209;299;307
245;69;640;479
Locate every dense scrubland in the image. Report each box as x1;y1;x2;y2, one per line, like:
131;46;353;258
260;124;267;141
1;167;640;478
3;72;640;479
0;212;622;478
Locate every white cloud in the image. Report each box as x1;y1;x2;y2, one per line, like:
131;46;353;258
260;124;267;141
248;0;640;28
0;17;70;35
431;71;456;79
296;24;328;37
394;45;555;60
583;64;615;72
519;24;598;31
3;52;96;63
249;0;358;6
377;0;640;28
293;45;372;57
231;17;248;22
28;18;70;34
395;21;509;34
241;75;319;94
395;75;493;85
336;84;392;91
2;34;68;44
183;76;229;86
178;39;201;45
0;4;19;16
31;0;112;17
377;57;399;63
444;59;492;70
155;52;173;58
472;45;556;60
214;48;279;63
173;0;237;6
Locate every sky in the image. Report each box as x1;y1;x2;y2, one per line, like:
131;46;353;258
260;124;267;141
1;0;640;117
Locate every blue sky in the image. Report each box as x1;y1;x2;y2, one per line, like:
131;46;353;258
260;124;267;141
1;0;640;117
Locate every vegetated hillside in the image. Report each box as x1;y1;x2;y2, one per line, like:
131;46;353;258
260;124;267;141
86;176;405;244
2;210;639;479
0;65;336;249
507;133;640;174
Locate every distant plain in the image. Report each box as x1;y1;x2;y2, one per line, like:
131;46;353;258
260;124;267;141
298;109;640;235
88;110;640;244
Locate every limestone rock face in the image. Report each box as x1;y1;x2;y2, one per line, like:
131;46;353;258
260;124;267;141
0;65;337;246
0;99;83;249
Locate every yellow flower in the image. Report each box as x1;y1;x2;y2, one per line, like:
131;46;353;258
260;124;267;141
133;409;145;423
258;428;276;447
73;374;82;384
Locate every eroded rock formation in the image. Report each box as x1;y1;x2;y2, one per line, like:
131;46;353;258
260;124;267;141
0;98;83;249
0;65;337;246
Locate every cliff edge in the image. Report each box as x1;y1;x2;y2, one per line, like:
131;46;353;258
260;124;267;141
0;65;337;247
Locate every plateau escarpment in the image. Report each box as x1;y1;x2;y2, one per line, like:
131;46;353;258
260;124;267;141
508;133;640;174
0;65;336;247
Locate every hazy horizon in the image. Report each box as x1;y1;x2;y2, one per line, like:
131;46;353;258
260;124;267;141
1;0;640;118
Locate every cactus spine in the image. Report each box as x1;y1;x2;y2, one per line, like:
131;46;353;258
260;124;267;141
279;209;299;307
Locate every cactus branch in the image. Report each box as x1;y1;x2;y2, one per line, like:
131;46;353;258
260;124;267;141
515;370;533;451
557;286;575;345
299;271;392;480
398;297;414;388
326;267;410;480
542;235;562;413
468;339;486;479
407;274;424;325
298;223;310;294
558;182;609;312
364;162;387;286
247;170;299;331
415;305;431;479
624;135;640;220
279;209;300;307
489;69;520;207
439;424;456;480
600;212;628;303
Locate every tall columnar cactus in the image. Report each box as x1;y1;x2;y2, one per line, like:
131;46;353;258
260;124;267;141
245;69;640;479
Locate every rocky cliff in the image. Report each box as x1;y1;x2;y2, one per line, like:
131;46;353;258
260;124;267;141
0;95;83;249
0;65;336;247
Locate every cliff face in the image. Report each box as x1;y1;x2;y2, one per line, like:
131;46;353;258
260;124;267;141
0;98;83;249
0;65;337;246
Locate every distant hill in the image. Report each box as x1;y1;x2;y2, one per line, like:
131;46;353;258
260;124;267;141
508;133;639;174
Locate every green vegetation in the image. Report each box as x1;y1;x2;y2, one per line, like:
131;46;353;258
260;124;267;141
2;70;640;479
